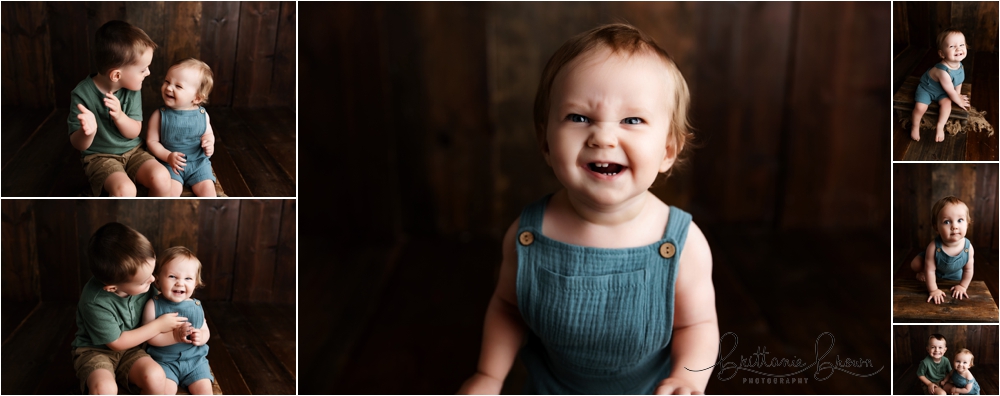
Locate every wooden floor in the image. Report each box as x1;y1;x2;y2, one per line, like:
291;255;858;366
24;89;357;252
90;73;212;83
894;248;1000;310
892;49;999;161
304;226;891;394
893;364;998;395
1;301;295;395
1;106;295;197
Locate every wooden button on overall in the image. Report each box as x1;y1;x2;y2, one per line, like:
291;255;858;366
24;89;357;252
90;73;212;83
659;242;676;258
519;231;535;246
965;248;969;253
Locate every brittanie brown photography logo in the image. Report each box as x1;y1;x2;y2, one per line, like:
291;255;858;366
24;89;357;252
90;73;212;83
687;332;884;385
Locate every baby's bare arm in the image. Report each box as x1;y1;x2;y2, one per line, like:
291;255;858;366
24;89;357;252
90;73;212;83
458;220;526;394
657;223;718;394
934;69;968;109
141;298;192;347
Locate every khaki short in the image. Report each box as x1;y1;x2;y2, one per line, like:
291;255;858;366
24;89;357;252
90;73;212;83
81;145;157;196
72;345;150;394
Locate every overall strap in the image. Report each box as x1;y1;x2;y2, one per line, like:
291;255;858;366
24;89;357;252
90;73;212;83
662;206;693;252
518;194;552;230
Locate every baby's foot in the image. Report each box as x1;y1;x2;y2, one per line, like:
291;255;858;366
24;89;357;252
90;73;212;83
935;129;945;142
910;126;921;141
916;272;926;282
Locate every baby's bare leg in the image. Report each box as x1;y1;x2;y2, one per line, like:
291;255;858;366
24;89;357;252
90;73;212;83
190;180;216;197
128;356;166;395
164;379;178;395
935;98;951;142
187;379;213;395
86;368;118;394
169;180;184;197
104;171;137;197
910;255;927;282
911;103;929;141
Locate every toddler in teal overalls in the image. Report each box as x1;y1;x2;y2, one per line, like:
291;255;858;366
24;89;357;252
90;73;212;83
909;196;976;305
146;58;217;197
909;29;970;143
943;349;980;395
141;246;214;395
459;24;719;394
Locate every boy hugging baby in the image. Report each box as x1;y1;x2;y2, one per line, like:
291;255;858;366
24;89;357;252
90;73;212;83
72;223;213;394
68;20;216;197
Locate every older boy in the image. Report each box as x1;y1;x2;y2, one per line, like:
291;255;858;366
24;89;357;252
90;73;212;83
71;222;188;394
917;334;951;395
68;20;171;196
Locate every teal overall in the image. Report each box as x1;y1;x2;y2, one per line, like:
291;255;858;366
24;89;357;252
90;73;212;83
951;370;980;395
918;236;971;280
146;294;213;387
158;106;215;186
515;194;691;394
914;63;965;105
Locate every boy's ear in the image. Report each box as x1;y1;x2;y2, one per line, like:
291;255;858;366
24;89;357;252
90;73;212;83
102;284;118;293
109;69;122;82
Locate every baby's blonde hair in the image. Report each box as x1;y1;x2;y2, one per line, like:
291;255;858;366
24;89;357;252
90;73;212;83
533;23;693;177
931;196;971;225
936;28;967;52
169;58;214;105
955;348;975;368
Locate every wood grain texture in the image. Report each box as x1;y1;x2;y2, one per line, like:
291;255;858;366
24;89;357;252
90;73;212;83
45;2;90;108
5;2;54;108
1;106;53;169
233;200;282;302
1;200;39;340
33;200;80;301
233;1;280;107
204;302;296;394
197;199;241;301
0;302;77;394
272;1;296;107
200;1;240;107
894;280;999;322
165;1;202;69
274;200;296;305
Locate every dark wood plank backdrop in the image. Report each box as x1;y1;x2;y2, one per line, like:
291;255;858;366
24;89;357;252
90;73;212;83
894;163;999;253
1;1;296;111
1;199;296;307
897;1;1000;55
894;325;999;365
302;2;891;240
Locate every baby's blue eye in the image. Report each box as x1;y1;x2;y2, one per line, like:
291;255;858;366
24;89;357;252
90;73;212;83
622;117;643;125
567;114;589;123
957;219;964;223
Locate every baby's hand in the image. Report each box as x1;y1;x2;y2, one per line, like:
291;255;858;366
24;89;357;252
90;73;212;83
167;152;187;175
927;289;947;304
654;377;702;395
172;322;193;344
950;285;968;300
188;327;207;346
77;104;97;136
153;312;189;333
201;133;215;157
960;95;970;110
103;92;123;121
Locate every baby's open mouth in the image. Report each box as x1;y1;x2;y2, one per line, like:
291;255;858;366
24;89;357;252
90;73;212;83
171;289;186;296
588;162;625;176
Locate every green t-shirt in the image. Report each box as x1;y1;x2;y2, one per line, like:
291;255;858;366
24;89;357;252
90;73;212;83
67;74;144;157
916;355;951;383
72;277;151;349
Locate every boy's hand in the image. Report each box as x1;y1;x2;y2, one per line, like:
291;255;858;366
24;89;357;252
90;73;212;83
950;284;968;300
928;289;947;304
103;92;123;121
153;312;189;333
655;377;703;395
201;133;215;157
167;152;187;175
77;104;97;136
189;328;207;346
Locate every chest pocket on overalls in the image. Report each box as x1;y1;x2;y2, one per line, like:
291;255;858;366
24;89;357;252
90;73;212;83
533;267;651;370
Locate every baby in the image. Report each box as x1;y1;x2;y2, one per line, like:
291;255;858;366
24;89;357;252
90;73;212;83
909;196;975;304
146;58;217;197
459;24;717;394
917;334;951;395
142;247;214;394
910;28;970;142
943;348;980;395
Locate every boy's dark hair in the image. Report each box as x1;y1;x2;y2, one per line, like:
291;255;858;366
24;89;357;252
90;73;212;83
88;222;155;285
95;20;157;75
928;333;946;342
